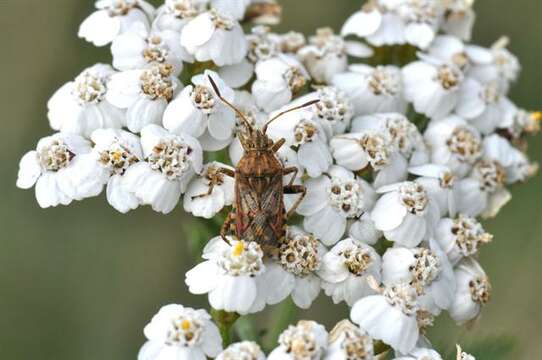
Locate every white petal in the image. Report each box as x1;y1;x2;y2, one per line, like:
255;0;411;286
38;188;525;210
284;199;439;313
35;173;71;208
341;10;382;37
384;213;427;247
292;276;320;309
262;262;295;305
127;97;167;133
180;13;215;50
304;206;347;246
78;10;121;47
209;276;257;314
208;106;236;140
218;59;254;88
371;192;407;231
404;23;435;49
163;88;207;138
185;261;220;294
296;176;330;216
298;141;332;178
106;175;139;213
16;151;41;189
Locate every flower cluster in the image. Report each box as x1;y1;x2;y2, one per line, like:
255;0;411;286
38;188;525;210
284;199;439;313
17;0;539;359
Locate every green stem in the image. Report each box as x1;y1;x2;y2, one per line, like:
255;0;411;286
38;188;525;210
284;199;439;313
211;309;240;347
234;315;259;342
265;298;297;351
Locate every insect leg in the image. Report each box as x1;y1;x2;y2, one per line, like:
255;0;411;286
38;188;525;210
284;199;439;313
283;184;306;219
283;166;299;186
220;211;235;244
271;138;286;153
191;167;235;199
191;184;215;200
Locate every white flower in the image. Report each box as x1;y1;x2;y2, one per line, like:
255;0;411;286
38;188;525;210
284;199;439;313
483;134;535;184
298;27;372;84
153;0;208;32
107;64;181;132
454;159;510;218
330;131;408;188
392;0;444;49
498;108;541;139
332;65;406;116
183;162;234;219
293;87;353;137
351;282;420;354
163;70;236;150
318;238;381;306
469;37;520;94
402;58;464;119
456;79;515;134
440;0;476;41
252;54;310;113
324;320;374;360
424;116;482;177
424;35;493;72
371;182;438;248
434;215;492;266
112;23;191;75
211;0;251;20
297;166;377;246
381;244;456;315
216;341;266;360
122;125;202;214
448;258;491;324
343;0;443;49
180;9;248;66
279;31;307;53
246;25;282;63
393;347;443;360
79;0;155;47
266;106;332;178
351;113;428;166
268;320;328;360
138;304;222;360
16;133;94;208
47;64;124;137
185;237;265;314
87;128;144;213
260;226;325;309
409;164;458;217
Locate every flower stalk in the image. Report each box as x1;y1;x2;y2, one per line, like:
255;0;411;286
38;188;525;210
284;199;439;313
211;309;241;347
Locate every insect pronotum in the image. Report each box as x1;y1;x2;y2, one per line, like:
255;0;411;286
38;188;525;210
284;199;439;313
198;75;319;256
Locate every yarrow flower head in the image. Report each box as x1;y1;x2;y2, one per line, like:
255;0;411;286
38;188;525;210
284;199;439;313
260;226;325;309
216;341;266;360
186;237;265;314
297;166;377;245
325;320;374;360
138;304;222;360
269;320;328;360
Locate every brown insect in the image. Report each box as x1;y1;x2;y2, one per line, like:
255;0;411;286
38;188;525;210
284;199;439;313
200;75;318;255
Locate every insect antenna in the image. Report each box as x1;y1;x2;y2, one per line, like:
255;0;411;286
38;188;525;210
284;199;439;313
207;75;254;132
262;99;320;133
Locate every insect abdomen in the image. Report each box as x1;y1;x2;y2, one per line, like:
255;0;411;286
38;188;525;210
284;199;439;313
235;151;285;251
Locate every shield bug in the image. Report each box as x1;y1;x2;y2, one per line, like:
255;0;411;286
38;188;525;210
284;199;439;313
199;76;318;255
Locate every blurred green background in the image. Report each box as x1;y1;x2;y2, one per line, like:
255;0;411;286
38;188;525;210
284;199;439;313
1;0;541;359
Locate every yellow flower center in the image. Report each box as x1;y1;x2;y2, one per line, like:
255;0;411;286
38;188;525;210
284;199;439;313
530;111;542;122
233;242;245;257
181;319;191;331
